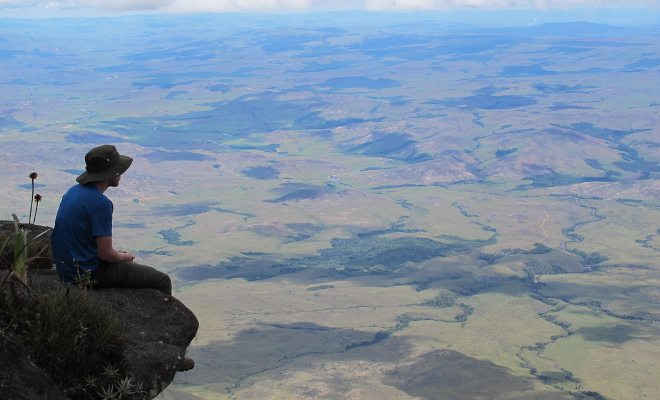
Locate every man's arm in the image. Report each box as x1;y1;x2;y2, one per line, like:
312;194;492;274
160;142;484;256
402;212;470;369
97;236;135;263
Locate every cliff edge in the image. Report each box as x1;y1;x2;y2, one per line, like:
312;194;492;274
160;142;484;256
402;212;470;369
0;221;199;400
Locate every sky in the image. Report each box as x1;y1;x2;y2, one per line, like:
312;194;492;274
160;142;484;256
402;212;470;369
0;0;657;26
0;0;657;14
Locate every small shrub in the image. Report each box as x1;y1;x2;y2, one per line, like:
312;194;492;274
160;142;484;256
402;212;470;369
421;294;456;308
0;286;139;399
454;303;474;323
529;242;553;254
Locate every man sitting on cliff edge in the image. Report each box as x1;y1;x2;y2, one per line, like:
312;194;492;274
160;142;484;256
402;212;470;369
51;144;171;293
51;144;194;371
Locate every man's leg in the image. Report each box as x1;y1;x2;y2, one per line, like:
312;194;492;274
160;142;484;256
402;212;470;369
91;261;172;295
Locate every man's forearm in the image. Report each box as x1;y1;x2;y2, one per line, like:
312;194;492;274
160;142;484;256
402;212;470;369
97;236;134;263
100;249;134;263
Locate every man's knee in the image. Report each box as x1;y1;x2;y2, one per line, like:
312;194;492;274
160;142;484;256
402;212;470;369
97;261;172;295
134;263;171;295
157;273;172;296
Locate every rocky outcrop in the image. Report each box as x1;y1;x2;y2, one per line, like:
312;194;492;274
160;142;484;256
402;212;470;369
0;221;199;399
90;281;199;398
0;329;67;400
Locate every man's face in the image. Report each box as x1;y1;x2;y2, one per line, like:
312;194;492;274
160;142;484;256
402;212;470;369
109;175;121;187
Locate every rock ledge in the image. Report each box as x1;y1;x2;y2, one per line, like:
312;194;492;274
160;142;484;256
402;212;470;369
0;221;199;400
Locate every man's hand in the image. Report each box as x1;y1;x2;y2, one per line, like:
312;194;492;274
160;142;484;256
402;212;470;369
118;250;135;262
97;236;135;263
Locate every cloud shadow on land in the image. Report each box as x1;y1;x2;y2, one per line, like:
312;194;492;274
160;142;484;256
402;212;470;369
344;132;432;163
176;234;497;286
151;201;220;217
102;91;380;150
178;322;413;388
143;150;213;162
385;349;574;400
426;94;537;110
181;325;575;400
575;324;641;344
349;33;519;61
317;76;400;90
538;280;660;321
175;225;582;300
241;165;279;180
0;115;24;129
66;132;125;144
178;226;641;305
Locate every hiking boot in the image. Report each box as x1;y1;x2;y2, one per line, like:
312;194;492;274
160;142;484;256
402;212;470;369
177;357;195;372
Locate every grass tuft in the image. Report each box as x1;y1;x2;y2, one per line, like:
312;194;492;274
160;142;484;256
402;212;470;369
0;286;144;399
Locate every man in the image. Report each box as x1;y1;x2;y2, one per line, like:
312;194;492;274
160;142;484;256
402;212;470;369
52;144;194;371
51;144;173;295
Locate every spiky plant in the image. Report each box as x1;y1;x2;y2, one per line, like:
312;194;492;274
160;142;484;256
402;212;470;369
10;213;28;285
1;213;50;289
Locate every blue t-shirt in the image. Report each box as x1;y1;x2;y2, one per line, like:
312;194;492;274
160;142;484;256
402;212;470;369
51;184;113;282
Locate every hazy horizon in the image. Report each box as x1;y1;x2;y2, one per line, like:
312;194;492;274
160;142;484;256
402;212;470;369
0;1;659;27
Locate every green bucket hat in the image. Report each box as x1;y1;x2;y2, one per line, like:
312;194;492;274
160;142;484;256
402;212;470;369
76;145;133;185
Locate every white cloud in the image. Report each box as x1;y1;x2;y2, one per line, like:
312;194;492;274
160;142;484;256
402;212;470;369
0;0;657;13
0;0;312;11
163;0;313;13
94;0;174;11
364;0;659;10
0;0;173;11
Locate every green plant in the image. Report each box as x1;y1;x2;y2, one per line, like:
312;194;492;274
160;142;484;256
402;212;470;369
114;377;144;398
93;376;144;400
1;172;49;291
1;286;135;399
0;234;10;271
11;214;28;284
0;213;49;292
96;384;121;400
74;259;97;293
93;372;144;400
